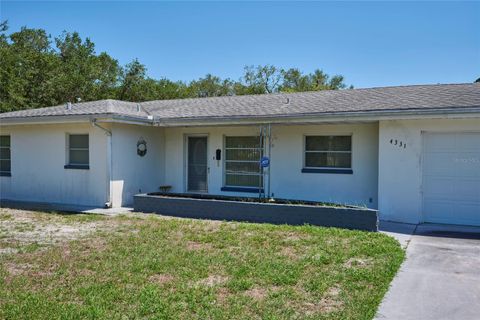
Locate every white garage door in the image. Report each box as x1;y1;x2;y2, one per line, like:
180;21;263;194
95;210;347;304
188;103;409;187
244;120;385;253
422;132;480;226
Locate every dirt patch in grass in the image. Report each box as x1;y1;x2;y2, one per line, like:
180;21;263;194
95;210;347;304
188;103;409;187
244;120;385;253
0;208;122;256
243;286;280;301
302;285;344;315
196;275;229;287
278;231;312;242
186;241;212;251
216;287;231;304
5;262;35;276
149;273;175;285
0;248;19;255
3;261;55;285
279;246;300;260
344;257;374;268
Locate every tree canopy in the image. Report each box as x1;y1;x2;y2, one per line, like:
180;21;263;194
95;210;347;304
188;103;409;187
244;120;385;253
0;22;351;113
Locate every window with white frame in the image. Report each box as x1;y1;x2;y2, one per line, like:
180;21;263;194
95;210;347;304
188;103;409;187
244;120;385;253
304;135;352;169
225;136;263;188
67;134;89;167
0;135;11;176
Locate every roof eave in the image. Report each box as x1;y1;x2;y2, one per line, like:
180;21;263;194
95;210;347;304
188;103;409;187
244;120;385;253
0;113;153;126
153;107;480;127
1;106;478;127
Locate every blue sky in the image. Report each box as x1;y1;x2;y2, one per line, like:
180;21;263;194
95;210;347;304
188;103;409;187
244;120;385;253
1;1;479;88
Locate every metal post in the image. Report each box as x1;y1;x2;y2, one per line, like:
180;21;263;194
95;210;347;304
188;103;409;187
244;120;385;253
267;123;272;199
258;125;263;199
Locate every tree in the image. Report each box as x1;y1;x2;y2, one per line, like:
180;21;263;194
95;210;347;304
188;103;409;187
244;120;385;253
240;65;283;94
0;20;8;45
475;77;480;83
154;78;189;100
0;25;351;112
188;74;234;98
53;31;119;103
280;68;312;92
278;68;348;93
0;26;59;112
117;59;148;101
1;27;121;112
235;65;348;95
116;59;173;102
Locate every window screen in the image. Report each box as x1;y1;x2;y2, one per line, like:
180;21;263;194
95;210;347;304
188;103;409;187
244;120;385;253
305;136;352;169
0;135;11;175
225;136;263;188
68;134;89;166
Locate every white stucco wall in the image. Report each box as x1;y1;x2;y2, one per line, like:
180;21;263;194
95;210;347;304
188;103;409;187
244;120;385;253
110;124;164;207
164;123;379;208
0;123;109;207
378;118;480;224
271;123;379;208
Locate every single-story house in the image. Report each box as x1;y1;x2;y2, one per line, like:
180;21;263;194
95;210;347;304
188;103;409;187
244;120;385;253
1;83;479;226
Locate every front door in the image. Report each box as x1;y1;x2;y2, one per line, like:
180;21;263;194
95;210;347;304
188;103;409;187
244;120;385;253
187;136;208;192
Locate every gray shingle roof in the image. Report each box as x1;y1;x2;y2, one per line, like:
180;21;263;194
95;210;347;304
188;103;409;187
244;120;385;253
1;83;479;123
0;99;148;120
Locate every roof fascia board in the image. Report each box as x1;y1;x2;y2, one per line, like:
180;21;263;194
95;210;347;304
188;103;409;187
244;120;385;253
154;108;480;127
1;107;478;127
0;114;153;126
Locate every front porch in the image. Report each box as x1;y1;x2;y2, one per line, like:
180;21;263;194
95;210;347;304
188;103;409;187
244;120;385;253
160;122;379;208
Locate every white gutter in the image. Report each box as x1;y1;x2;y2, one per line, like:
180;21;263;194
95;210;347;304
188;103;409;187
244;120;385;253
1;106;479;127
0;114;154;126
91;119;113;208
153;109;480;127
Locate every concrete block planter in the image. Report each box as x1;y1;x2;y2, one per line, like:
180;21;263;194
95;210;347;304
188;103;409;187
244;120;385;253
134;194;378;231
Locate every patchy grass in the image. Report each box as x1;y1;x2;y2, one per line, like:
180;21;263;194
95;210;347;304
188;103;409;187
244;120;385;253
0;208;405;319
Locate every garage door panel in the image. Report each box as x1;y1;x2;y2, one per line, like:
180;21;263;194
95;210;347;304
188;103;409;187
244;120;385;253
455;133;480;150
452;152;480;177
422;132;480;226
453;179;480;202
424;199;480;226
423;176;454;197
424;133;456;152
423;152;456;175
423;199;454;221
456;203;480;222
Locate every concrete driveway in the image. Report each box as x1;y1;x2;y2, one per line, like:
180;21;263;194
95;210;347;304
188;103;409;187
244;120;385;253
376;223;480;320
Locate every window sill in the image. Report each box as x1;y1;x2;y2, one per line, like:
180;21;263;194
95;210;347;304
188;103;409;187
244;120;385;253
0;172;11;177
301;168;353;174
221;186;264;193
64;164;90;170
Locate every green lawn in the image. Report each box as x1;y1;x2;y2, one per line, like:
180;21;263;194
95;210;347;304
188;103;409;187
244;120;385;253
0;209;404;320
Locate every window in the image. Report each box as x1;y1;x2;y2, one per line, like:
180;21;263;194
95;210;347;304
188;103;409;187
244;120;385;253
304;135;352;173
224;136;263;189
66;134;89;169
0;135;11;176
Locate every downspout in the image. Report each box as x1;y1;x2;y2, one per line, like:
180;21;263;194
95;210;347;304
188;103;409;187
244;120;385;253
91;119;113;208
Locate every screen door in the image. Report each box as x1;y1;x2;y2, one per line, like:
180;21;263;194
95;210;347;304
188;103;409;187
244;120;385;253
187;136;208;192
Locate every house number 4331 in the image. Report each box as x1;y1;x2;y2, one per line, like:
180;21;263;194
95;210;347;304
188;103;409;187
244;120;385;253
390;139;406;148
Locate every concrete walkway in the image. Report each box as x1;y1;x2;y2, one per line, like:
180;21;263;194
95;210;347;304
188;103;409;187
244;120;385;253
376;223;480;320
